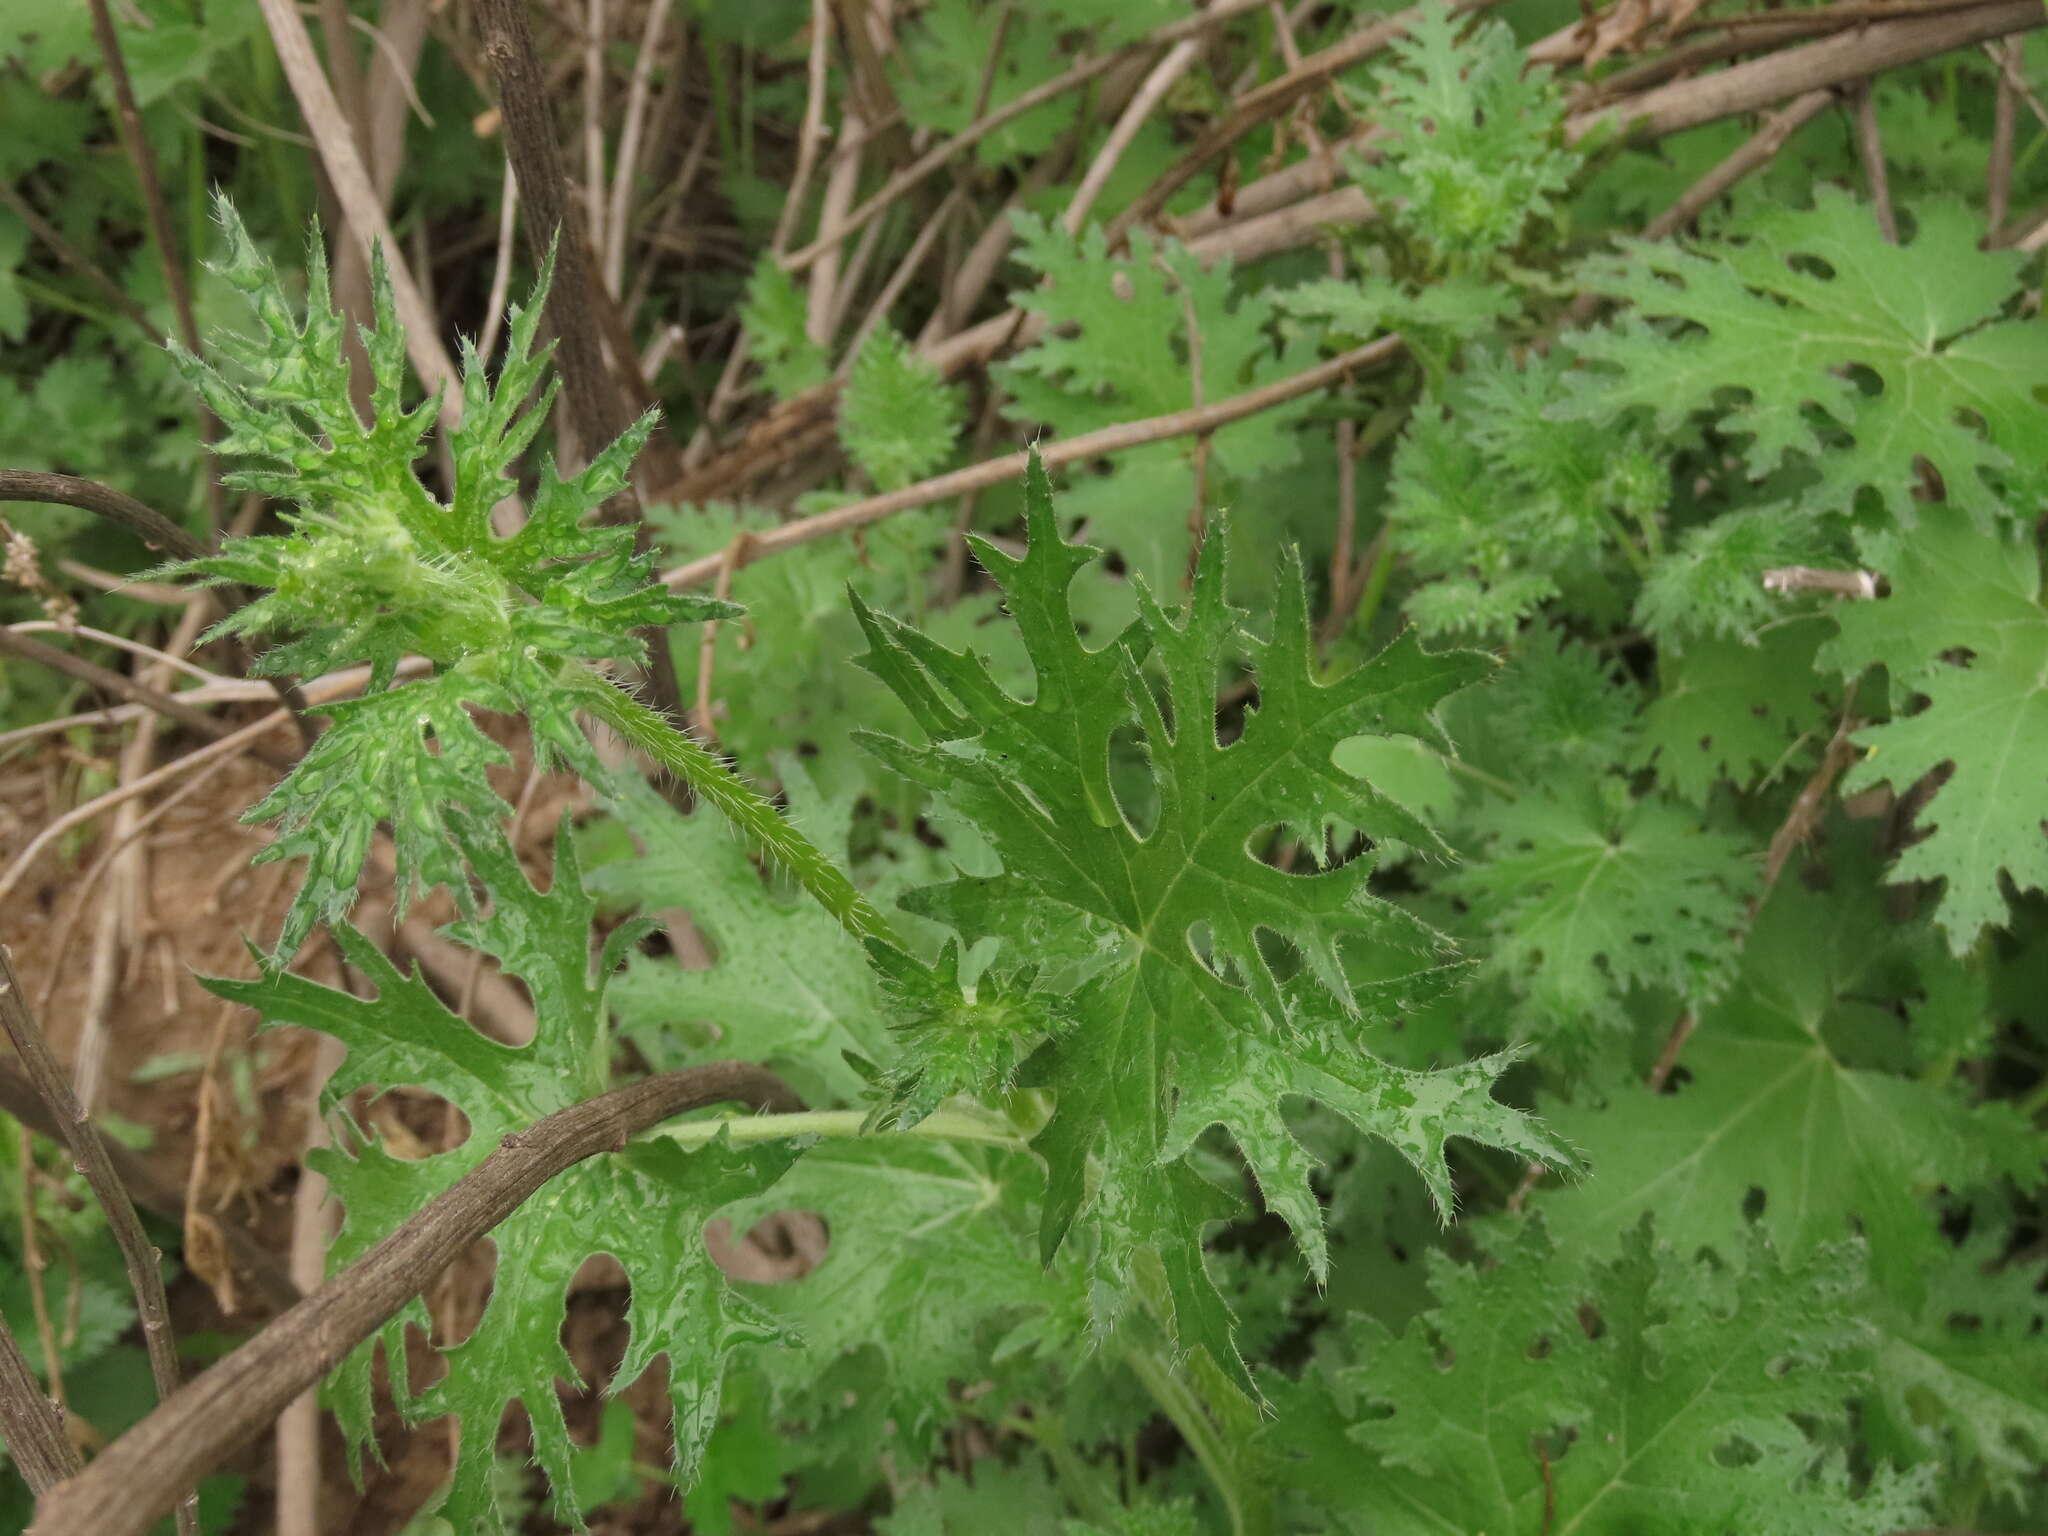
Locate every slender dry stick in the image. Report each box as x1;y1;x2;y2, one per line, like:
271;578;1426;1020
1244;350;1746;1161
477;162;522;362
472;0;686;717
1564;88;1837;333
1982;35;2048;131
0;472;314;733
7;622;224;689
1565;22;1843;108
473;0;654;487
1762;565;1882;599
0;945;198;1536
0;182;157;337
0;629;292;770
843;185;965;365
1989;40;2018;229
771;0;836;258
606;0;678;294
691;534;751;744
1852;85;1900;241
0;1301;79;1496
316;0;372;154
67;594;213;1114
583;0;610;261
782;0;1270;273
1646;702;1863;1093
1642;88;1836;240
363;0;432;201
255;0;461;415
0;470;209;564
1110;0;1506;242
28;1062;800;1536
1569;0;2046;141
823;188;892;345
0;709;295;910
669;0;2048;513
920;132;1077;348
84;0;224;540
0;1063;298;1313
1067;36;1206;234
808;101;868;347
274;1031;344;1536
14;1126;62;1411
662;335;1404;589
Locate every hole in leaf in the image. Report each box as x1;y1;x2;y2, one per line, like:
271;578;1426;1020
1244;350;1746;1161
706;1211;830;1286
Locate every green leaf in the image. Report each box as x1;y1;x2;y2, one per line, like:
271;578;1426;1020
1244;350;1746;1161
1564;189;2048;530
854;450;1571;1387
1297;1216;1934;1535
740;255;828;400
839;327;962;491
1537;867;2035;1299
1637;621;1829;805
1391;347;1659;637
200;818;798;1533
595;763;892;1104
165;197;732;957
1350;0;1578;264
1453;784;1754;1036
712;1132;1079;1458
997;220;1315;593
1829;513;2048;952
1869;1232;2048;1502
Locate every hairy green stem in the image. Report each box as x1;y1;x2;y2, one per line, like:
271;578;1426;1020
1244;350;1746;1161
1441;752;1519;802
1001;1413;1122;1526
575;676;899;948
648;1107;1025;1154
1119;1340;1266;1536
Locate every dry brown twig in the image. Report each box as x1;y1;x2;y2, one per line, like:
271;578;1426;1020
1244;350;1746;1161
782;0;1271;276
0;944;198;1535
0;629;294;772
661;335;1406;591
254;0;461;415
0;1307;78;1497
28;1062;802;1536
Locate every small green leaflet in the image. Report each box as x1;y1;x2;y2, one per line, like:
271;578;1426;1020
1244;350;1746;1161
1829;513;2048;952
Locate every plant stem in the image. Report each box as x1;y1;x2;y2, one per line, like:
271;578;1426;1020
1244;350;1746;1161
1441;753;1519;802
1001;1413;1121;1526
648;1107;1026;1154
1119;1339;1266;1536
575;676;900;949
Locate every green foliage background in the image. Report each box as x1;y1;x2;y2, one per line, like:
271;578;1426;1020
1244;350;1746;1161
2;0;2046;1533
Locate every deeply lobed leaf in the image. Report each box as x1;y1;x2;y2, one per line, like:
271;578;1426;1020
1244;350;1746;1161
852;450;1571;1387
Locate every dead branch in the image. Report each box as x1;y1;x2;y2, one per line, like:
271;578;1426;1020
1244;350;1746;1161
0;945;197;1534
28;1061;801;1536
661;336;1405;590
1570;0;2046;141
0;629;294;772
